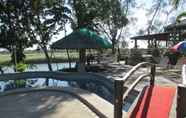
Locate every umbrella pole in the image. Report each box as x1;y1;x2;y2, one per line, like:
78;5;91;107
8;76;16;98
66;49;71;69
78;49;86;72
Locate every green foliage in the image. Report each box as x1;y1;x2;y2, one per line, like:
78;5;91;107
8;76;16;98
172;0;181;8
176;11;186;22
171;0;186;22
101;0;128;28
15;62;27;88
16;63;27;72
66;0;130;54
0;0;71;48
15;79;26;88
68;0;128;30
0;0;71;71
0;0;33;50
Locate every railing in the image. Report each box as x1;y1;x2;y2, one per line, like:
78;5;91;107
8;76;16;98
114;62;156;118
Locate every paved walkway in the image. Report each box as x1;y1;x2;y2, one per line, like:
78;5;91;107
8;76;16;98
0;88;122;118
99;63;181;89
0;91;97;118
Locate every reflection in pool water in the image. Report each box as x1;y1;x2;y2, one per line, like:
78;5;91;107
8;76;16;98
0;63;75;92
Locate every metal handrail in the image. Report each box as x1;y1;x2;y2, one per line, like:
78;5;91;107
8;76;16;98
122;73;151;101
114;62;156;118
122;62;155;84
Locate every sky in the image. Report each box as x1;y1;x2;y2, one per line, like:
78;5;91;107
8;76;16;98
124;0;186;48
29;0;186;50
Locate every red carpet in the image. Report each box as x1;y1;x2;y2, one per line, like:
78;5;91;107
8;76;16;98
129;85;176;118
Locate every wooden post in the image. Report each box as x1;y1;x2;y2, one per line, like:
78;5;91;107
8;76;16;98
155;40;157;48
134;39;137;48
78;49;86;72
177;84;186;118
150;64;156;85
114;79;124;118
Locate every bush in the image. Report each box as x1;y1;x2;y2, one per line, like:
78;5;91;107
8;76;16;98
15;62;27;88
16;63;27;72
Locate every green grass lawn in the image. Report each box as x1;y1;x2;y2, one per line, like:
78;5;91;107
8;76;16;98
0;51;79;65
0;53;11;65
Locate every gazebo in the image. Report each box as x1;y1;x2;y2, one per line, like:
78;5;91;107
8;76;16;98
164;19;186;43
51;28;112;72
130;32;170;48
165;19;186;31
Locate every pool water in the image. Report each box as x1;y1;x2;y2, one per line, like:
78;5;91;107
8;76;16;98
0;63;75;91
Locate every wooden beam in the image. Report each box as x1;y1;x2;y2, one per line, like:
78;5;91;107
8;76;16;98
114;79;124;118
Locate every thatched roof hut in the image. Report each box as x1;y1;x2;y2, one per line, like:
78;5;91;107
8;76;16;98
51;28;112;49
51;28;112;72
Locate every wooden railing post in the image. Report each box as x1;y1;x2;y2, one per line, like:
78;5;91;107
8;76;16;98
177;84;186;118
46;78;49;86
114;79;124;118
150;64;156;85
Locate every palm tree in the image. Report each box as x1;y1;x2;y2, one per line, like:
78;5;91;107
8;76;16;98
172;0;186;21
172;0;180;8
176;12;186;21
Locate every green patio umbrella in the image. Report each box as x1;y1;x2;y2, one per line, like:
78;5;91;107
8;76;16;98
51;28;112;72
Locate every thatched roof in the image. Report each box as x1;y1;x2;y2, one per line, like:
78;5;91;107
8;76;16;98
51;28;112;49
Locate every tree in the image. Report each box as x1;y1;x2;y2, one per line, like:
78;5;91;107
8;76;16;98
95;0;129;54
0;0;71;73
66;0;111;71
67;0;109;30
171;0;186;21
0;0;33;66
176;12;186;21
135;0;173;48
24;0;71;71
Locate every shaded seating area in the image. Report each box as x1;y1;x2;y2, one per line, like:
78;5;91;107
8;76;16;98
130;32;170;48
165;19;186;43
51;28;112;72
